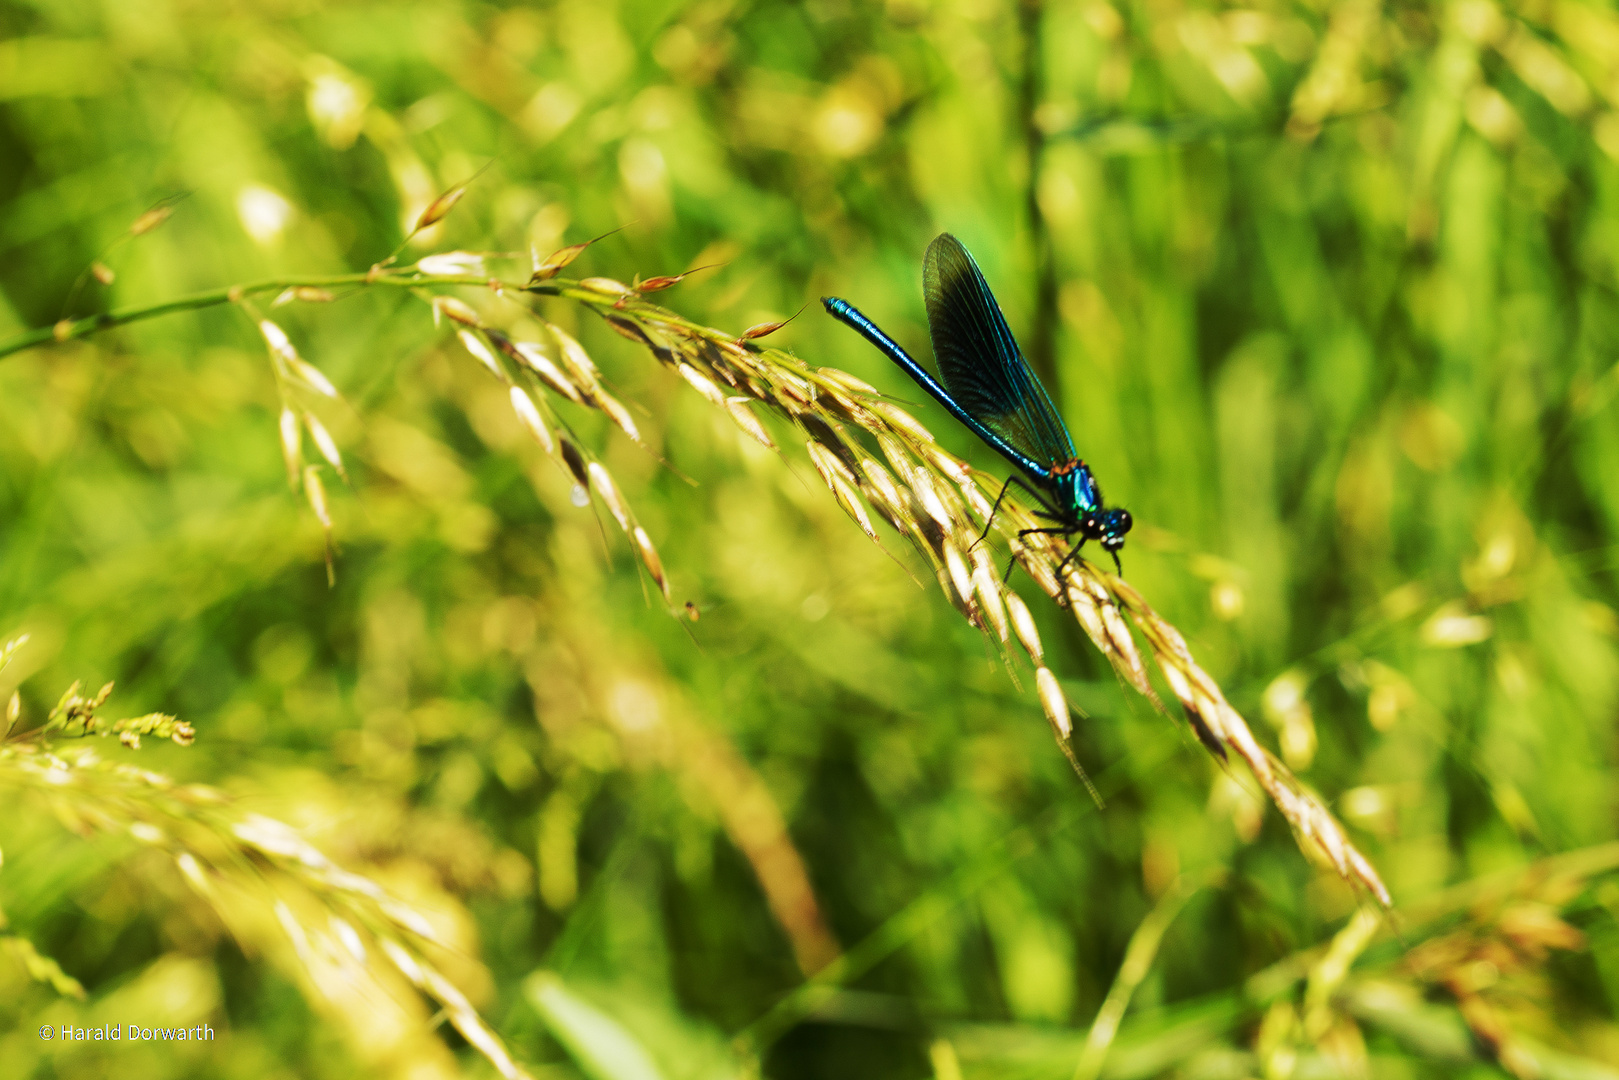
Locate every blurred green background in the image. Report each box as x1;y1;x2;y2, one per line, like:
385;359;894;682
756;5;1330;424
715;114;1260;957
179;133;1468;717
4;0;1619;1076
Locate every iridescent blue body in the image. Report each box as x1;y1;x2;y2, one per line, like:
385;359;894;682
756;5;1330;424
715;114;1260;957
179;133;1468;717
822;233;1132;573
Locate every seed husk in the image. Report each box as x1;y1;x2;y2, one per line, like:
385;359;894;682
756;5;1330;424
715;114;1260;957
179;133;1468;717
725;397;775;449
305;413;346;479
971;548;1009;643
279;407;302;488
559;438;590;487
512;341;585;404
457;329;504;380
596;390;643;443
550;325;605;397
580;276;636;298
587;462;632;531
677;364;727;406
509;386;555;453
633;526;670;599
1006;590;1043;663
529;224;628;282
130;204;174;236
433;295;481;328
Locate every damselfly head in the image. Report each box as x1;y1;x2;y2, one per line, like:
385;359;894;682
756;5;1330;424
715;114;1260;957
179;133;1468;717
1098;508;1132;551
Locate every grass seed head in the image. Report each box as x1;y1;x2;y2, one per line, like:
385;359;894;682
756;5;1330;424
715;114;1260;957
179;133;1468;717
805;440;854;488
870;401;937;446
432;295;482;328
831;472;879;542
1005;590;1043;662
815;368;879;397
512;341;585;403
740;315;793;341
414;183;469;232
580;276;636;298
605;315;653;345
458;329;505;380
304;413;345;479
129;204;174;236
279;407;302;488
529;224;628;282
678;364;728;406
91;262;114;285
550;325;605;395
289;357;339;400
633;526;670;599
587;462;632;531
417;251;485;276
725;397;776;449
1035;666;1072;739
559;438;590;487
595;390;642;443
302;465;331;529
943;543;976;616
259;320;297;363
971;549;1010;643
909;472;956;535
509;386;555;453
531;243;588;281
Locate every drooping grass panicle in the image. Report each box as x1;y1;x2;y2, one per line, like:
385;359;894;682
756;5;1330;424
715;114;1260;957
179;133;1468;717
504;267;1392;906
0;227;1391;904
0;673;530;1079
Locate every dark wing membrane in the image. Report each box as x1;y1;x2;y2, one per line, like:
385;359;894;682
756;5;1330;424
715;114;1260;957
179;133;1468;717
922;234;1076;469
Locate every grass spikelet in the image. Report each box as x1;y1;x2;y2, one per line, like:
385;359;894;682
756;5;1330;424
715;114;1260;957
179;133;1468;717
587;462;633;532
303;465;335;585
432;294;482;328
633;526;671;600
279;406;302;488
303;465;331;530
289;356;339;400
457;328;504;379
678;363;728;406
304;412;345;480
273;286;335;306
128;203;174;237
942;542;976;618
417;251;485;276
260;320;340;399
2;936;87;999
558;438;590;489
1036;666;1104;807
259;319;297;362
508;339;585;404
509;386;555;453
413;166;489;233
832;471;880;543
529;225;627;283
549;324;605;396
725;396;776;449
595;389;642;443
579;276;636;299
970;548;1010;644
1005;589;1043;663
